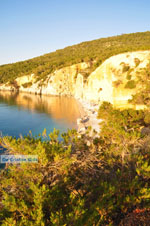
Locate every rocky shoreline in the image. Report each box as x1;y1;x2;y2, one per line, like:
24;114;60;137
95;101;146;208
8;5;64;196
76;99;102;137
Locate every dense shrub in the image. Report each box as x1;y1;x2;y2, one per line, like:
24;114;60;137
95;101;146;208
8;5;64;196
134;57;140;67
122;64;130;73
126;73;132;80
130;64;150;105
144;112;150;125
125;80;136;89
22;82;32;88
113;79;123;87
0;103;150;225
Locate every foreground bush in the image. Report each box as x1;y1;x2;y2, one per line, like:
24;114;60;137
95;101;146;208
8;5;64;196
0;104;150;225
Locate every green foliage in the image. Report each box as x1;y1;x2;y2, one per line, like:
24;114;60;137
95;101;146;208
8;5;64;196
130;63;150;105
9;80;19;89
125;80;136;89
22;82;32;88
126;73;132;80
144;112;150;125
1;31;150;83
134;57;140;67
122;64;130;73
113;79;122;87
0;102;150;225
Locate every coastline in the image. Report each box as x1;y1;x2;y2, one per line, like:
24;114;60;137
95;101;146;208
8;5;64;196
76;98;102;136
0;88;102;135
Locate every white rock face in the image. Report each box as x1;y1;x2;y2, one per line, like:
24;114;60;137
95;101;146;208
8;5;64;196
0;51;150;109
83;51;150;107
16;74;35;86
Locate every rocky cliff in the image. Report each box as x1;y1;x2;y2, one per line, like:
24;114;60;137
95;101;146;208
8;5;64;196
1;51;150;109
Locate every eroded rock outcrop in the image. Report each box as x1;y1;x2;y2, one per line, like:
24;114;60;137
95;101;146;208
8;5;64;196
1;51;150;109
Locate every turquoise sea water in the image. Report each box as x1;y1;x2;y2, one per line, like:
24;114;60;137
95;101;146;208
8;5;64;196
0;91;81;138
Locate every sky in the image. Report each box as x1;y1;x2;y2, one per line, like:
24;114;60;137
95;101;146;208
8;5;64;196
0;0;150;65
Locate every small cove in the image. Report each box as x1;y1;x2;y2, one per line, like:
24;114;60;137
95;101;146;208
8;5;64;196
0;91;81;138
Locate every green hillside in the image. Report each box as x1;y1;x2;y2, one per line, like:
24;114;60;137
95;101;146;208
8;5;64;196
0;31;150;83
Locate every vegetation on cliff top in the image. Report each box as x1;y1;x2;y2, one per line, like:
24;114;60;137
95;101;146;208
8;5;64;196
0;31;150;83
0;102;150;225
129;61;150;106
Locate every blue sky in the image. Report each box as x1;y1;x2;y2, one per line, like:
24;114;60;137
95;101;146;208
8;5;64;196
0;0;150;65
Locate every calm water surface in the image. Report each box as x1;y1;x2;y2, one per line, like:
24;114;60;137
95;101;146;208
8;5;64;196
0;91;81;138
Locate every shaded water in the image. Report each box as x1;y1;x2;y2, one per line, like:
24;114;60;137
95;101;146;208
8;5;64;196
0;91;81;138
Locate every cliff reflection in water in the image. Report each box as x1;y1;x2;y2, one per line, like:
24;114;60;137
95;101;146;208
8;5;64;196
0;91;81;129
